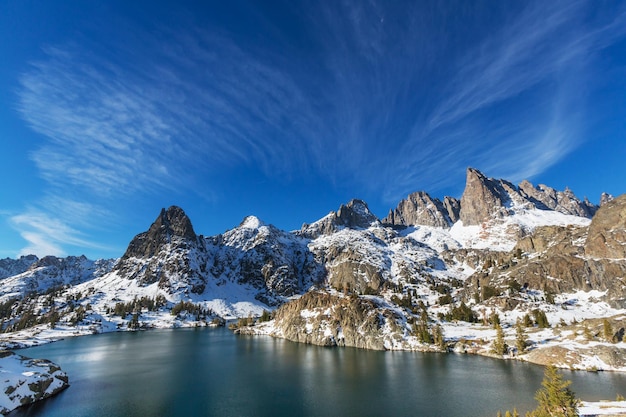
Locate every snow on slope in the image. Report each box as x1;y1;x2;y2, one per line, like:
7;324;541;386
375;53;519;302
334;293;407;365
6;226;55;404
0;257;115;303
447;208;591;251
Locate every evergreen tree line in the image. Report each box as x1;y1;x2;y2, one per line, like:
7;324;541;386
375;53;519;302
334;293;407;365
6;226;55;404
108;295;167;317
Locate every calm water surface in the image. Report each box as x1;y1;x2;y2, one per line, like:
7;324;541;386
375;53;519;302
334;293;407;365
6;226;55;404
9;328;626;417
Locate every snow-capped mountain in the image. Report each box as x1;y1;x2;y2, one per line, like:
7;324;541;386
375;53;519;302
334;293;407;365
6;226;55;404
1;167;625;372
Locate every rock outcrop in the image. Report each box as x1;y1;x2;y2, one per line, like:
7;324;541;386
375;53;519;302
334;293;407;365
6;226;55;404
459;168;513;225
383;191;459;228
114;206;208;290
118;206;198;261
299;199;379;238
458;168;598;225
600;192;615;206
518;180;597;217
465;215;626;307
0;351;69;415
266;290;406;350
586;194;626;259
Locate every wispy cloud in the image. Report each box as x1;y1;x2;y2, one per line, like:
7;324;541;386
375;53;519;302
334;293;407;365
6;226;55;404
12;0;626;258
10;207;113;257
17;33;322;198
377;0;626;201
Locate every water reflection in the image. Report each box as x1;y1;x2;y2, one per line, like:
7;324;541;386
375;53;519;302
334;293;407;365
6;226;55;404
10;329;626;417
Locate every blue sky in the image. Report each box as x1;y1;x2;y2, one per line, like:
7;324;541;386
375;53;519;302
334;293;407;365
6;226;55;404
1;0;625;259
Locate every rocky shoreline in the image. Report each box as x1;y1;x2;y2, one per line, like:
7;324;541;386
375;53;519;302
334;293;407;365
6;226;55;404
0;351;69;415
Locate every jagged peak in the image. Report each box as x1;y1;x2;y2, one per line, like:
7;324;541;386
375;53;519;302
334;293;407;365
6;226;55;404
458;167;598;225
299;199;379;239
154;206;197;240
600;192;614;206
383;190;459;228
117;205;198;262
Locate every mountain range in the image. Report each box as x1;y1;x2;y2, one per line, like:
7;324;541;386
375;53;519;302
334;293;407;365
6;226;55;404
1;167;625;373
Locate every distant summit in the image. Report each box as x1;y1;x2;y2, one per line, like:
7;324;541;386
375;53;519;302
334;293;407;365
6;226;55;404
118;206;198;261
385;167;599;228
299;199;380;238
383;191;459;228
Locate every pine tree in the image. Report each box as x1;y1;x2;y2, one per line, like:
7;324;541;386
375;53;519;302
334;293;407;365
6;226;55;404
491;311;501;329
515;318;526;354
432;324;445;350
492;323;506;355
523;313;533;327
527;365;578;417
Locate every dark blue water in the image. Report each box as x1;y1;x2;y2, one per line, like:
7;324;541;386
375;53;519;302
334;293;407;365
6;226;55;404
9;328;626;416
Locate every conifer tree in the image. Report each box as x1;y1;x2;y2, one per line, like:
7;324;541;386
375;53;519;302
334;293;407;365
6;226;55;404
516;318;526;354
527;365;578;417
523;313;533;327
491;311;501;329
492;323;506;355
432;324;445;350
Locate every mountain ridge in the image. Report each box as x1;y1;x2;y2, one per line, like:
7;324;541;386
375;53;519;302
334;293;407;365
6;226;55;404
1;167;624;374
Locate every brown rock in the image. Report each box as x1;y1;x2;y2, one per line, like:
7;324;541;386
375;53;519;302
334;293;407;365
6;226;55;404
383;191;456;228
459;168;509;225
586;194;626;259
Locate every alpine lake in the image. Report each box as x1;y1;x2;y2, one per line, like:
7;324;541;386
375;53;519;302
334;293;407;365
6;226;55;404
9;327;626;417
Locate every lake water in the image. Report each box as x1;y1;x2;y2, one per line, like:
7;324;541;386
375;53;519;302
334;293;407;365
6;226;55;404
9;328;626;417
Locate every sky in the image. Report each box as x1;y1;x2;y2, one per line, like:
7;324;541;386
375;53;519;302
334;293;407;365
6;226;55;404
1;0;625;260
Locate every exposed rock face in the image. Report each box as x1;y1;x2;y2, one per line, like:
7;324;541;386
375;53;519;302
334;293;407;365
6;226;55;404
119;206;198;260
443;196;461;223
459;168;512;225
586;194;626;259
300;199;379;238
383;191;459;228
465;223;626;307
268;291;406;350
115;206;207;290
600;192;615;206
518;180;597;217
458;168;598;225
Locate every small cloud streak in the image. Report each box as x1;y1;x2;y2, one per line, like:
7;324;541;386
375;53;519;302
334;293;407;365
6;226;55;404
10;209;107;257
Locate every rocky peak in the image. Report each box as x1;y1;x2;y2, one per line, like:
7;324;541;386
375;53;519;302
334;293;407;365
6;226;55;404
459;168;511;225
383;191;459;228
300;199;379;239
518;180;597;217
30;256;62;269
600;192;614;206
337;199;379;228
458;168;598;225
0;255;39;279
118;206;198;261
585;193;626;259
